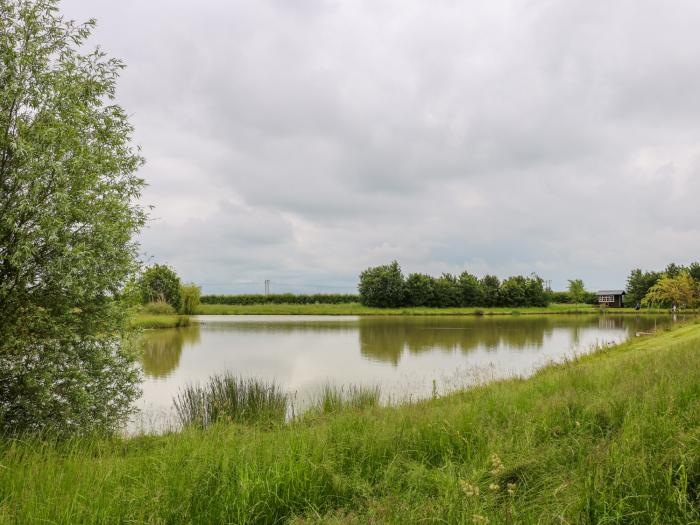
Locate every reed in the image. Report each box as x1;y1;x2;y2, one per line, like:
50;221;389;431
173;374;287;428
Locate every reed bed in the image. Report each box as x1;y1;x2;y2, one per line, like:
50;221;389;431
173;374;287;428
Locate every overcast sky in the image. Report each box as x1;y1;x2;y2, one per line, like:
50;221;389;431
61;0;700;294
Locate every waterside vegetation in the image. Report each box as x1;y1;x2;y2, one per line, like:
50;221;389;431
2;320;699;523
194;302;693;316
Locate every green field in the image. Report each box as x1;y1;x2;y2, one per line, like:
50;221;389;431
195;302;686;316
2;320;699;523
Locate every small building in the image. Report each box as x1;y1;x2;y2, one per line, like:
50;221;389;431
597;289;625;308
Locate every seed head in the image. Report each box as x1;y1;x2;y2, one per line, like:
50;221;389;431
460;480;480;497
488;483;500;492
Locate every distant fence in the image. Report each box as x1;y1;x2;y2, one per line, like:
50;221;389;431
200;294;360;305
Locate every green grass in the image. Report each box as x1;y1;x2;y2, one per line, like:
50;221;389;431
129;314;190;329
174;375;287;428
196;302;689;316
2;322;700;523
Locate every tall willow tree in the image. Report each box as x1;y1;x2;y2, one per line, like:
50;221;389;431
0;1;146;434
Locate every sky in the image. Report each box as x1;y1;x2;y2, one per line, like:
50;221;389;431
60;0;700;294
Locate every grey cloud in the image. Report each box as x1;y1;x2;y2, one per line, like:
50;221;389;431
60;0;700;292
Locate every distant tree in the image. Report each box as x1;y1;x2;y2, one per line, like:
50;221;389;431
405;273;436;307
480;275;500;307
625;269;662;306
688;262;700;282
458;271;483;306
524;274;548;307
641;271;699;308
433;273;461;307
664;262;683;278
179;283;201;315
139;265;182;309
567;279;586;304
0;1;145;435
498;276;528;307
358;261;406;307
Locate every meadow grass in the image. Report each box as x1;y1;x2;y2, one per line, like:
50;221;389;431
1;322;700;523
129;314;190;329
196;302;690;316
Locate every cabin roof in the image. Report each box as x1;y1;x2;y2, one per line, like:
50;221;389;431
596;290;625;296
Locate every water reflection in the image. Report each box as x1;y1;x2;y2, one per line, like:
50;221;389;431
358;315;663;364
141;324;201;378
134;314;684;433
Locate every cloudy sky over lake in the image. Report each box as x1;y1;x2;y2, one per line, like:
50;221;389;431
62;0;700;294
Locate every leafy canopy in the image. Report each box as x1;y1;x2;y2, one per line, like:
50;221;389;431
0;0;146;435
642;271;700;308
138;264;182;309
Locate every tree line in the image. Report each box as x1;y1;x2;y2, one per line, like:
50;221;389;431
201;293;359;305
626;262;700;308
358;261;549;308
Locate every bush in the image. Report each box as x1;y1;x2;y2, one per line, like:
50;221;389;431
142;301;176;315
405;273;436;306
480;275;501;307
433;273;461;307
179;284;201;314
139;265;182;309
358;261;406;307
458;271;483;306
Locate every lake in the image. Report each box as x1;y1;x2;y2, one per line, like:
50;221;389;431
132;314;678;432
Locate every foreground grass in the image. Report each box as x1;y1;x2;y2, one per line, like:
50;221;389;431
129;314;190;329
2;323;700;523
196;302;688;316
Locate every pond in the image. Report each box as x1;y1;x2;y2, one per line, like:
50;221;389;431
132;314;679;433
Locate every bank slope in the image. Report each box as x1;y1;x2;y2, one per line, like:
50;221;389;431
1;322;699;524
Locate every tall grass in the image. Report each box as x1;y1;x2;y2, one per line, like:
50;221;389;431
2;322;700;523
129;314;190;329
173;374;287;428
316;384;381;415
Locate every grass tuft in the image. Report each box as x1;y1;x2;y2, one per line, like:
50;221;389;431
173;374;287;428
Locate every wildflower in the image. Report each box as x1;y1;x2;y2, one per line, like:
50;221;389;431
460;480;480;497
575;420;581;427
507;482;517;495
489;453;505;475
488;483;500;492
472;515;490;524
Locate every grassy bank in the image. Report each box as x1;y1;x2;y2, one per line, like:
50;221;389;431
195;302;689;316
129;314;190;329
2;321;700;523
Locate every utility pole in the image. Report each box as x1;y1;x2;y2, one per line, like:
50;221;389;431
264;279;270;295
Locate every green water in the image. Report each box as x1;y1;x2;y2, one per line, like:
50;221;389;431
133;314;679;432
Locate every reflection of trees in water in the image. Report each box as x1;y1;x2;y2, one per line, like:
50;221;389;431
357;316;660;365
140;325;201;378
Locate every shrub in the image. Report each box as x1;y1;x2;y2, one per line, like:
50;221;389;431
0;1;145;436
405;273;436;307
358;261;406;307
179;284;201;314
433;273;461;307
139;265;182;309
142;301;176;315
480;275;501;307
458;271;484;306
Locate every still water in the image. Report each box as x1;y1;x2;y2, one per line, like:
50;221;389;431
133;314;676;432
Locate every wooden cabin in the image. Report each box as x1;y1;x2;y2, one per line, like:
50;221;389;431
597;290;625;308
